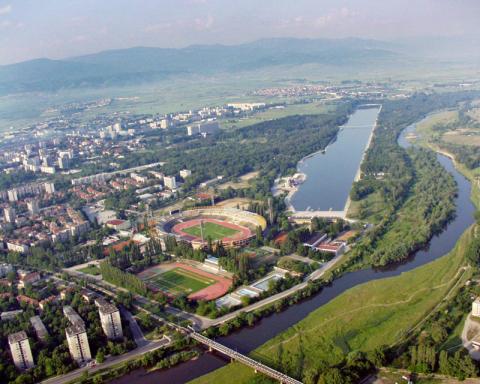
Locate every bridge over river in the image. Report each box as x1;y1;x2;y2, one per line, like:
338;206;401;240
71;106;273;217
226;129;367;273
189;330;303;384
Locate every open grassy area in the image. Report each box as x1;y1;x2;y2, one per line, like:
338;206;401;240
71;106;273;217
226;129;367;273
78;265;101;276
148;267;215;296
220;102;334;130
190;226;473;384
182;221;240;241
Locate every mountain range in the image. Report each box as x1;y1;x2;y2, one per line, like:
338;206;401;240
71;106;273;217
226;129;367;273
0;38;401;95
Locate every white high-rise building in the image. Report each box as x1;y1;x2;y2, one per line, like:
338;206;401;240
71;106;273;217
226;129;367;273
8;331;35;370
66;323;91;364
4;207;16;223
7;189;18;202
99;303;123;340
164;176;177;190
27;200;40;216
473;297;480;317
44;182;55;194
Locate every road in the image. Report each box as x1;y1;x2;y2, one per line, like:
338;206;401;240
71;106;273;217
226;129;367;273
64;248;344;331
41;336;170;384
203;250;345;328
120;307;148;348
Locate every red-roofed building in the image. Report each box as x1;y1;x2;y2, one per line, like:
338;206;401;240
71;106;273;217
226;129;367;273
16;295;39;307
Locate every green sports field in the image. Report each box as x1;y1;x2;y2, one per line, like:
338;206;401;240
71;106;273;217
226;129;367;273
182;222;240;241
148;267;215;295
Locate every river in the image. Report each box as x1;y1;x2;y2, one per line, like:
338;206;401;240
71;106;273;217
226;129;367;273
290;106;380;212
113;117;475;384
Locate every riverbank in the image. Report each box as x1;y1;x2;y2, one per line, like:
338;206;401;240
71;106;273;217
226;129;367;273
189;119;478;384
114;105;476;384
289;106;380;212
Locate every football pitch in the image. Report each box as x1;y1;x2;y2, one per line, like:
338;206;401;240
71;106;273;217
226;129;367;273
147;267;216;295
182;221;240;241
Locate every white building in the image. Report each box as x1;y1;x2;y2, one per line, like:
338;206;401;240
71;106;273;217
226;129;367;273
473;297;480;317
99;303;123;340
27;199;40;216
0;263;13;278
8;331;35;370
63;306;85;327
164;175;177;190
3;207;16;223
180;169;192;179
7;189;18;202
30;316;48;341
66;323;91;364
44;182;55;194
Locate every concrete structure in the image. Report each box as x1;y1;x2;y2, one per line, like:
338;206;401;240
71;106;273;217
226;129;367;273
27;199;40;216
63;306;85;327
180;169;192;179
8;331;34;370
0;263;13;278
473;297;480;317
163;175;177;190
186;120;220;136
1;309;23;321
190;331;301;384
4;207;16;223
30;315;48;341
44;182;55;194
66;323;91;364
99;303;123;340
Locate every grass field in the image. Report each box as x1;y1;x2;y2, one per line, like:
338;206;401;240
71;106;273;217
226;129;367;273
147;267;215;296
190;226;474;384
182;222;240;241
78;265;101;276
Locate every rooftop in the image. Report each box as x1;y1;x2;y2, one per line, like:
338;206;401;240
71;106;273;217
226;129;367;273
99;303;119;316
66;322;87;337
8;330;28;344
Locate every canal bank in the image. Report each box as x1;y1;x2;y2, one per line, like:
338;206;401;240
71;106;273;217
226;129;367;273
111;117;476;384
289;106;380;213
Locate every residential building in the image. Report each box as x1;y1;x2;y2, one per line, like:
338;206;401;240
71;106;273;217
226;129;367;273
1;309;23;321
8;331;34;370
164;175;177;190
44;182;55;194
66;323;91;364
180;169;192;179
30;316;48;341
99;303;123;340
473;297;480;317
4;207;16;223
0;263;13;278
63;306;85;327
27;199;40;215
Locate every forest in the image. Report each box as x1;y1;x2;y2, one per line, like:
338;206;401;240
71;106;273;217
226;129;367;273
348;91;480;266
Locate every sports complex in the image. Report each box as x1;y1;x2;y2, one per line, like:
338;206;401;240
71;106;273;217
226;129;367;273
156;207;267;248
137;262;232;300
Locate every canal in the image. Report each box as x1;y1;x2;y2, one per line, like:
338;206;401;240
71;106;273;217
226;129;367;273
290;106;380;212
113;116;475;384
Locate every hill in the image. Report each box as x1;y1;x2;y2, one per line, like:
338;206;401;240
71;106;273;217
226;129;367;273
0;37;399;94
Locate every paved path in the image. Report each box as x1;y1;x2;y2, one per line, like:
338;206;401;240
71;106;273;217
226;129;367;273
120;307;148;348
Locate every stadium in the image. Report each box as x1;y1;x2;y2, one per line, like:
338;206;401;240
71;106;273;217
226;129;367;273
156;207;267;248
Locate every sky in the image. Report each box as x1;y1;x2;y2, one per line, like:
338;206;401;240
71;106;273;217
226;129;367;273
0;0;479;65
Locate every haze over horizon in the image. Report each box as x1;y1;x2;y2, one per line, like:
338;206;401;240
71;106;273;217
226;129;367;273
1;0;480;65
